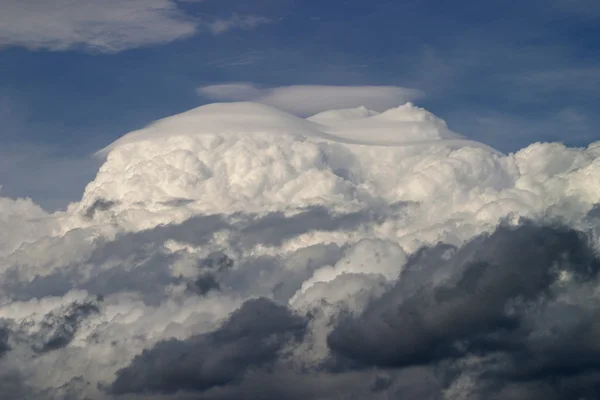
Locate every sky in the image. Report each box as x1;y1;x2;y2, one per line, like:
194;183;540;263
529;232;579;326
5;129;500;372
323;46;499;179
4;2;600;398
0;0;599;210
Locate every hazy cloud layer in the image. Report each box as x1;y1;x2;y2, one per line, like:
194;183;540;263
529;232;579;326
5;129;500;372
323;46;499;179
0;1;269;53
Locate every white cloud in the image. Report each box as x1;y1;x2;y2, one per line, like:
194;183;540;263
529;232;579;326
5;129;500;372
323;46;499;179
2;101;600;397
197;83;424;116
208;14;271;35
0;0;196;52
0;0;268;53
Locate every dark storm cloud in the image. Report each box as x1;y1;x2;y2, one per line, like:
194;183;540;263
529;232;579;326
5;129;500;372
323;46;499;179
180;367;446;400
32;300;100;353
0;323;10;357
0;370;36;400
117;205;386;251
84;198;118;219
327;221;600;398
236;205;392;248
188;273;221;296
110;298;308;395
200;252;234;271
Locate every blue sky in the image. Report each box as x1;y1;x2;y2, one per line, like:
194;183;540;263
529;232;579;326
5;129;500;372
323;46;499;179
1;0;599;209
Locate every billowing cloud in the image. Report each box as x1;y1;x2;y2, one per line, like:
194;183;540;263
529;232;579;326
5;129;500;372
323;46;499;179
2;101;600;398
111;297;307;395
31;299;101;353
328;223;600;387
0;1;269;53
197;83;424;116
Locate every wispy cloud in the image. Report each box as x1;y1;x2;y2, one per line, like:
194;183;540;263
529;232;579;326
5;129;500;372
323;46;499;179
0;0;269;53
207;14;271;35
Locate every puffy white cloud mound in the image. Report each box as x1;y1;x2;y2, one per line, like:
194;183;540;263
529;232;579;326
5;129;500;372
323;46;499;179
0;196;57;257
311;102;466;146
3;101;600;399
79;102;359;230
75;102;499;232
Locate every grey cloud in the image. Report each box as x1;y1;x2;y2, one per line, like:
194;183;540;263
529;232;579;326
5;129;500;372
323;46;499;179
0;323;10;358
84;198;118;219
1;207;369;304
186;368;445;400
236;206;390;248
207;14;270;35
110;298;307;395
0;214;226;303
0;0;197;53
0;370;36;400
8;213;600;399
200;252;234;271
327;222;600;398
188;273;221;296
32;300;101;353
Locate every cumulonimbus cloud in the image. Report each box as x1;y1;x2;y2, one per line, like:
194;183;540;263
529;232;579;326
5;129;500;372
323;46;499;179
197;83;425;116
2;100;600;399
0;0;269;53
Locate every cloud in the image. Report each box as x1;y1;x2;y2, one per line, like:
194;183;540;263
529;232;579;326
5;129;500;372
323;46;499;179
0;324;9;358
197;84;424;116
325;222;600;399
328;222;600;366
0;0;269;53
31;299;101;353
0;0;196;53
110;297;307;395
3;101;600;398
84;198;118;219
208;14;271;35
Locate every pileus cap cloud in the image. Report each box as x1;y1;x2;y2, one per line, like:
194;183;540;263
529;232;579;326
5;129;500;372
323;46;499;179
197;84;425;116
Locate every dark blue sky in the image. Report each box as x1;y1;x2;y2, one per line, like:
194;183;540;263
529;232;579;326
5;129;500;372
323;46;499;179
1;0;599;209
